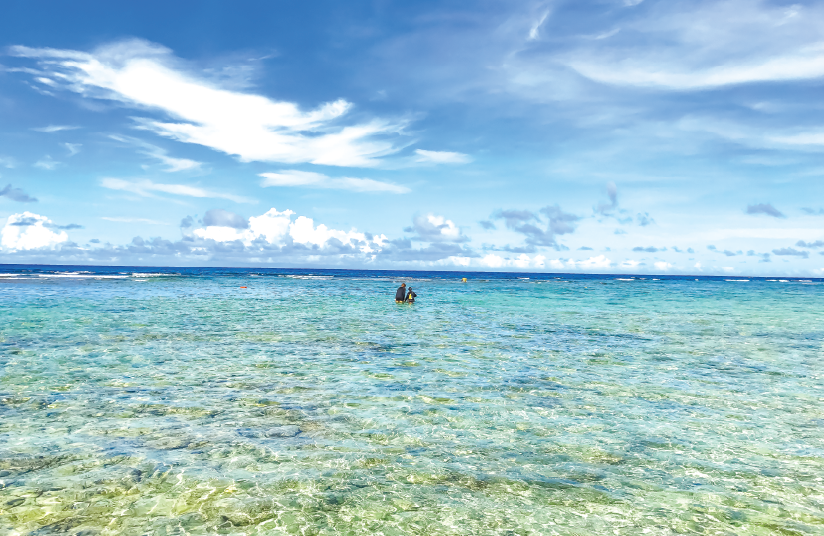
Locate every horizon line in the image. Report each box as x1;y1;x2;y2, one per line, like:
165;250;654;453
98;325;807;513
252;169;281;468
0;262;820;281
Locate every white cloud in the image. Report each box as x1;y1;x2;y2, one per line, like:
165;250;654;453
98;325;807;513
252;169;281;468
31;125;80;133
574;255;612;269
247;209;295;244
621;260;642;268
653;261;673;271
1;212;69;251
481;253;505;268
414;149;472;164
410;214;467;242
260;170;409;194
290;216;366;248
13;40;406;168
479;253;550;269
193;207;386;254
540;256;615;270
194;225;246;243
101;177;255;203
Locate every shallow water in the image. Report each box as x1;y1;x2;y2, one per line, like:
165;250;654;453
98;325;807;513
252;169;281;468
1;267;823;535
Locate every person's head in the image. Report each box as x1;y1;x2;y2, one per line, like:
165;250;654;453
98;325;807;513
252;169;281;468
401;283;406;287
408;287;412;291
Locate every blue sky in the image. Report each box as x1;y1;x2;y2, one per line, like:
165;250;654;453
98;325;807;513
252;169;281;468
2;0;824;275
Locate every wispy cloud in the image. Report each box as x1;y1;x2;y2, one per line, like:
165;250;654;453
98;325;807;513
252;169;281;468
796;240;824;248
260;170;409;194
0;184;38;203
747;250;771;262
31;125;80;133
203;209;248;229
101;217;166;224
768;132;824;146
772;247;809;258
33;156;60;170
528;10;550;41
414;149;472;165
678;116;824;155
63;143;82;156
0;157;17;169
596;182;618;215
746;203;785;218
636;212;654;226
590;28;620;40
570;51;824;90
110;135;201;172
10;216;84;230
563;1;824;90
101;178;255;203
13;40;408;168
491;205;579;250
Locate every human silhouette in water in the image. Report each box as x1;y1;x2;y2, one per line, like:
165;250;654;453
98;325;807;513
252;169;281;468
395;283;406;303
405;287;416;303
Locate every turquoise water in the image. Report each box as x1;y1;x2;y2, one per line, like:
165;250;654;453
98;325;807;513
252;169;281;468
1;267;823;535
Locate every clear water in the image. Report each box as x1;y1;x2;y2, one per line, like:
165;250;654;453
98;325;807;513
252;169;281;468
1;266;823;535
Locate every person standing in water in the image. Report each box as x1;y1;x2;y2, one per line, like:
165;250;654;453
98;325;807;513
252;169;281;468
395;283;407;303
405;287;417;303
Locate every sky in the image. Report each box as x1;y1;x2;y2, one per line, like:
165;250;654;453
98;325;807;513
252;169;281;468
1;0;824;275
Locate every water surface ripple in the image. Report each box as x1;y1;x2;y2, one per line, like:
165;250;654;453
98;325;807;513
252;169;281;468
1;268;822;535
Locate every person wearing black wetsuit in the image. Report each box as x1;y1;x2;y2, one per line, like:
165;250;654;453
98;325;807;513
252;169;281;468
395;283;406;302
406;288;416;303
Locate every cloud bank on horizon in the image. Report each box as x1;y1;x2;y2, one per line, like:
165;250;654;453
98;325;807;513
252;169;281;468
1;0;824;276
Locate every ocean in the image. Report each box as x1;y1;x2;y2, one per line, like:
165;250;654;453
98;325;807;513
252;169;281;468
1;265;822;535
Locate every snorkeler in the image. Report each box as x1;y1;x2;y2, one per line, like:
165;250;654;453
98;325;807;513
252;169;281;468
405;287;417;303
395;283;406;303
